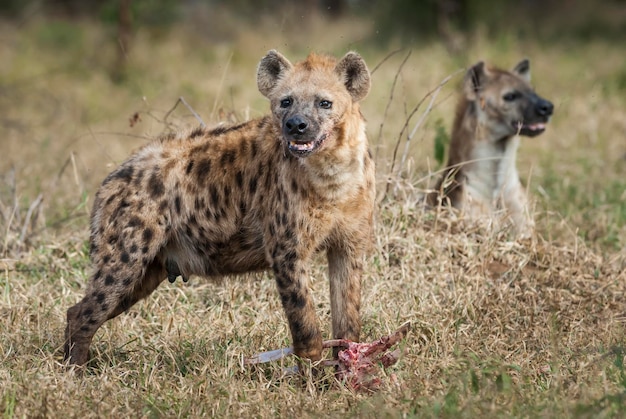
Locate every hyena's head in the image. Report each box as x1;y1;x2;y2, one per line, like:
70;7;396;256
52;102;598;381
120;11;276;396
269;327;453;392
257;50;370;158
464;59;554;139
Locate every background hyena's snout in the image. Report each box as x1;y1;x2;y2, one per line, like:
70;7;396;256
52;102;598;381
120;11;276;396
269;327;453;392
284;115;309;139
535;97;554;118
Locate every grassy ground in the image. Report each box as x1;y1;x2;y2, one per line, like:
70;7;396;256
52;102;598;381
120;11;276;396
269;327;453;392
1;10;625;418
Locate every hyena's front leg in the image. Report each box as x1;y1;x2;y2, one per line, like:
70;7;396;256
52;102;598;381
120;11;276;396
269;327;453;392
271;251;323;361
327;243;362;355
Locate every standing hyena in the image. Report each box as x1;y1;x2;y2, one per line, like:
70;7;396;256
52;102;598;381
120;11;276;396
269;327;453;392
64;50;375;366
426;59;554;237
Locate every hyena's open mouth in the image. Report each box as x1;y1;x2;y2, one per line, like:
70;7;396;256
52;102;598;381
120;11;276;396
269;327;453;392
287;134;327;157
513;121;547;137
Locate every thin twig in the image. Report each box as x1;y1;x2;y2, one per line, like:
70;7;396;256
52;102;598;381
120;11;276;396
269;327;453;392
374;50;412;161
398;70;463;176
163;97;206;128
18;194;43;246
370;48;404;75
210;51;234;122
384;70;462;200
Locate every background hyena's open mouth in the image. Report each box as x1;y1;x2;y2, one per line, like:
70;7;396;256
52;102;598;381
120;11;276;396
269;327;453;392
287;134;327;157
513;121;548;137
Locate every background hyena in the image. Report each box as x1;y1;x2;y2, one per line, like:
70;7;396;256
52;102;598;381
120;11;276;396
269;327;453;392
426;59;554;237
64;50;375;366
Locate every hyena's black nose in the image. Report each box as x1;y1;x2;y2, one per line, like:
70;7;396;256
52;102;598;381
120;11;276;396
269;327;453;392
536;99;554;117
285;116;308;136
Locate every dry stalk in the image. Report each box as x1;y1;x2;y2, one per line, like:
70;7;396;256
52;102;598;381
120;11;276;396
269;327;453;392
374;50;411;163
164;96;207;129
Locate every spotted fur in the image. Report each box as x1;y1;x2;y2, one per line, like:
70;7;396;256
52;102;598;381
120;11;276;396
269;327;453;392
65;50;375;366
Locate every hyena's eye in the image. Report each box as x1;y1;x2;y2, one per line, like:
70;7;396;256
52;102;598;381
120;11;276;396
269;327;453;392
280;97;293;108
319;100;332;109
503;91;521;102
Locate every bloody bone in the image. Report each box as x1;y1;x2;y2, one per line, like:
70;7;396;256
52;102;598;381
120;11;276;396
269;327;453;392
244;322;411;391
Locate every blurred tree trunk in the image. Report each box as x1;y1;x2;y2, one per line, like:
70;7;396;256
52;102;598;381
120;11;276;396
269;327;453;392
323;0;346;18
113;0;132;82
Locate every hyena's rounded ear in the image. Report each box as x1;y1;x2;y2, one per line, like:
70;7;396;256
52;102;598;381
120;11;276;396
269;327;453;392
512;59;531;83
334;51;371;102
257;50;293;98
463;61;489;101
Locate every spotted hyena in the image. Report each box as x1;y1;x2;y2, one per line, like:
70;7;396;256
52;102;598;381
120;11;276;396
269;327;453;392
426;59;554;237
64;50;375;366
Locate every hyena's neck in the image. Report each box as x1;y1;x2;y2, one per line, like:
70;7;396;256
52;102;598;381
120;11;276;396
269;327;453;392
449;99;520;202
300;116;370;202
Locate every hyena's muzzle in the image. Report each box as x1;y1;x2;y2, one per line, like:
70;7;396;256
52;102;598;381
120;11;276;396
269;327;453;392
516;93;554;137
282;114;326;157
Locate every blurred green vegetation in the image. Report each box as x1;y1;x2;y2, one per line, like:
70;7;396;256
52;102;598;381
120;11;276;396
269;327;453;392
1;0;624;42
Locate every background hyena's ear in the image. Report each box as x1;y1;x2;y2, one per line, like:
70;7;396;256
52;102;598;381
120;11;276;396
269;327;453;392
334;51;371;102
257;50;293;98
512;59;531;83
463;61;489;101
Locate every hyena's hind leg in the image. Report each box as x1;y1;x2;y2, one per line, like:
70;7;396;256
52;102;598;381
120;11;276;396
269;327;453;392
64;256;167;366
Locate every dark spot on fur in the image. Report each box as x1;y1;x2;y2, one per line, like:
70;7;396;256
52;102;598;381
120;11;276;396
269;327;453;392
210;185;220;207
83;308;93;318
195;159;212;184
190;126;205;138
96;293;105;304
128;216;143;228
80;325;90;332
220;150;236;167
142;246;149;254
236;171;244;189
275;272;290;289
186;160;195;175
148;171;165;198
143;228;154;244
175;195;181;214
284;250;297;264
290;291;306;309
211;122;249;137
134;169;144;186
291;179;299;194
105;275;115;286
94;269;102;281
249;177;258;195
113;165;134;183
104;194;116;206
251;140;258;157
129;244;138;254
209;126;227;136
100;303;108;312
108;235;118;246
121;252;130;264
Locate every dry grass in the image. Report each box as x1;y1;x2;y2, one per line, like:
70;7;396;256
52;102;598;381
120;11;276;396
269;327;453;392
1;11;625;418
